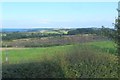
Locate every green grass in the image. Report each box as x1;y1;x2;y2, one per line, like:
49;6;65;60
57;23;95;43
2;41;117;64
41;30;68;35
2;45;71;64
86;41;116;49
2;41;118;78
43;31;60;34
86;41;117;54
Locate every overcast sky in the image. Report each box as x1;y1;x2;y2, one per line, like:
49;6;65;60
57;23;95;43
2;2;118;29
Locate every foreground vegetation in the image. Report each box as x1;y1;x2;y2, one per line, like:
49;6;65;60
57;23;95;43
2;41;118;78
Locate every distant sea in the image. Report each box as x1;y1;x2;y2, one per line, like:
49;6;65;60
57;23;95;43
1;28;53;32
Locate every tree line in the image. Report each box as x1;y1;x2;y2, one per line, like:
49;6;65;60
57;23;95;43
68;27;115;40
2;27;116;41
2;32;64;41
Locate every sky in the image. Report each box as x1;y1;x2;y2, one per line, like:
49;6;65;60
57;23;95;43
1;2;118;29
0;0;119;2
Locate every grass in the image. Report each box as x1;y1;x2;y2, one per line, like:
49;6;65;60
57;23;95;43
86;41;116;49
41;30;68;34
2;45;71;64
2;41;119;78
86;41;117;54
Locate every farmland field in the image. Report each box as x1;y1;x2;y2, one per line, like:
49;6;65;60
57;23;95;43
2;41;116;64
2;1;120;78
2;41;119;78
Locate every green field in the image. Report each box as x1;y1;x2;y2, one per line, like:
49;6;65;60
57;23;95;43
2;41;116;64
2;41;118;78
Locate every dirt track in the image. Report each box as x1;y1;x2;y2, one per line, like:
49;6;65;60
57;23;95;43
0;48;29;51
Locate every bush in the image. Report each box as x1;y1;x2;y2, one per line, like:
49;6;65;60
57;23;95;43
2;60;64;78
61;45;118;78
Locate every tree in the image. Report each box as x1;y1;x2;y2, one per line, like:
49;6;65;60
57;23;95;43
114;18;120;79
114;16;120;79
115;18;120;55
100;26;116;40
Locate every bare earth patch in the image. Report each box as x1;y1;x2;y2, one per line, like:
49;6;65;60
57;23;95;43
0;48;28;51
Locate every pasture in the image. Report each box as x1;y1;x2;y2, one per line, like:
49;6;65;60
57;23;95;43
2;41;118;78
